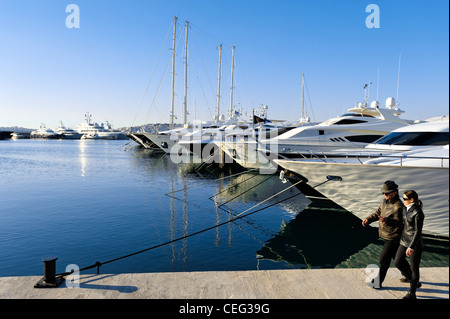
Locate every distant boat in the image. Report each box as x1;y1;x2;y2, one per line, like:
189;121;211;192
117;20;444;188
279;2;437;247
11;132;28;139
54;121;83;139
77;113;127;140
30;124;62;139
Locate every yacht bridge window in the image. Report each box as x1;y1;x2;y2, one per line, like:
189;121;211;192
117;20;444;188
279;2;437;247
373;132;449;146
333;119;368;125
345;135;384;143
340;113;375;118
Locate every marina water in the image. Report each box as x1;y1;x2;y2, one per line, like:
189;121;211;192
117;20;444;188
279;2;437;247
0;139;447;277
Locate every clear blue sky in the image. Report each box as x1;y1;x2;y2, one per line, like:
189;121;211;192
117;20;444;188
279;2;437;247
1;0;448;129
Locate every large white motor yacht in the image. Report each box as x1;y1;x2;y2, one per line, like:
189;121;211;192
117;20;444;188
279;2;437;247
275;117;449;238
54;121;83;139
217;98;412;172
30;124;62;139
77;113;127;140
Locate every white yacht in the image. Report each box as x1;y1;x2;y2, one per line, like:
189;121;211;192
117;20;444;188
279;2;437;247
218;97;412;172
176;103;299;163
274;117;449;238
176;119;249;158
135;120;219;153
30;124;62;139
11;132;27;139
272;98;410;154
77;113;127;140
54;121;83;139
213;121;298;172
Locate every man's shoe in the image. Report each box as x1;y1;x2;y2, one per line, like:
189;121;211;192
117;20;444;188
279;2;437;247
403;292;417;299
399;276;411;283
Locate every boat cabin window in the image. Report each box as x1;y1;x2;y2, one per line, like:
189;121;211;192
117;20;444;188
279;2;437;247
333;119;368;125
345;135;384;143
319;130;324;135
373;132;449;146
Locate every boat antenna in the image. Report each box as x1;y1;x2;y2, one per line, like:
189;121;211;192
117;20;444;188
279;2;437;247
363;83;368;107
376;66;380;101
301;74;305;119
300;73;309;123
396;54;401;109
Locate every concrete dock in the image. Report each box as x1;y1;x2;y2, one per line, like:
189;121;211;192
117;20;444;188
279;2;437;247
0;267;448;299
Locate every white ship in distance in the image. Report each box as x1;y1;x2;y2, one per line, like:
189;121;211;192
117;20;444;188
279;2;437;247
77;113;127;140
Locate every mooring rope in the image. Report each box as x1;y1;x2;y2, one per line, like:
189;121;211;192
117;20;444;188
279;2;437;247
213;174;275;207
164;167;259;195
55;179;304;279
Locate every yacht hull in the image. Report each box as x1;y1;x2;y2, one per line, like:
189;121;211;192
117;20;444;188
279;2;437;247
143;133;178;153
216;140;277;173
81;132;127;140
275;159;449;238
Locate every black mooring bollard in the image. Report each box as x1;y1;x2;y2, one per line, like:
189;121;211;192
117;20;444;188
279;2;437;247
34;256;64;288
43;256;57;284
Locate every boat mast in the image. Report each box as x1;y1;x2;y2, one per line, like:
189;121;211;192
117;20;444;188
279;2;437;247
229;45;235;119
216;44;222;122
170;16;177;130
183;20;189;126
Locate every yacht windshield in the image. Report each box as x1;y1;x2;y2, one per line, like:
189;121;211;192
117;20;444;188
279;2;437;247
340;113;374;118
333;119;368;125
373;132;449;146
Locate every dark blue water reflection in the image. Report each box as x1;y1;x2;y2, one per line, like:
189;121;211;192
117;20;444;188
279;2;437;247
0;139;447;276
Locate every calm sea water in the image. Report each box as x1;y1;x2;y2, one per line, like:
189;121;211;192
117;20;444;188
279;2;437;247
0;139;448;277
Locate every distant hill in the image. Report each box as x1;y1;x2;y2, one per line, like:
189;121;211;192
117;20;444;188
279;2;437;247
0;126;34;133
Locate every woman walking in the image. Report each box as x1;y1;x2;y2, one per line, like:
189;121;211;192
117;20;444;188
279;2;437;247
394;190;425;299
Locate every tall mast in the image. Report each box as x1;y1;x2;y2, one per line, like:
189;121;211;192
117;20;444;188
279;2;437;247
170;16;177;129
216;44;222;122
229;45;235;119
183;20;189;126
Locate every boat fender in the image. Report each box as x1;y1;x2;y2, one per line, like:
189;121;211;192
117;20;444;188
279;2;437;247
279;170;288;184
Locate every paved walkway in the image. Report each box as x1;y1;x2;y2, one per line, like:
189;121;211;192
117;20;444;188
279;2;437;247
0;267;448;299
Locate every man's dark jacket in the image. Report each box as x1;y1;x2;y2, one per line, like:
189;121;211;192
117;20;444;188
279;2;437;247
365;195;404;240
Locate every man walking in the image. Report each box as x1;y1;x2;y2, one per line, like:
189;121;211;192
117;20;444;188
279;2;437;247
362;180;404;288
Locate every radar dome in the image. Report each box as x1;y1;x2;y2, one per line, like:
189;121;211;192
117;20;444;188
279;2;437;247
370;101;380;108
386;97;396;109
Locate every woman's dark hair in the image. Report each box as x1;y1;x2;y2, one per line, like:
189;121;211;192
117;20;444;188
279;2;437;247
404;190;423;209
